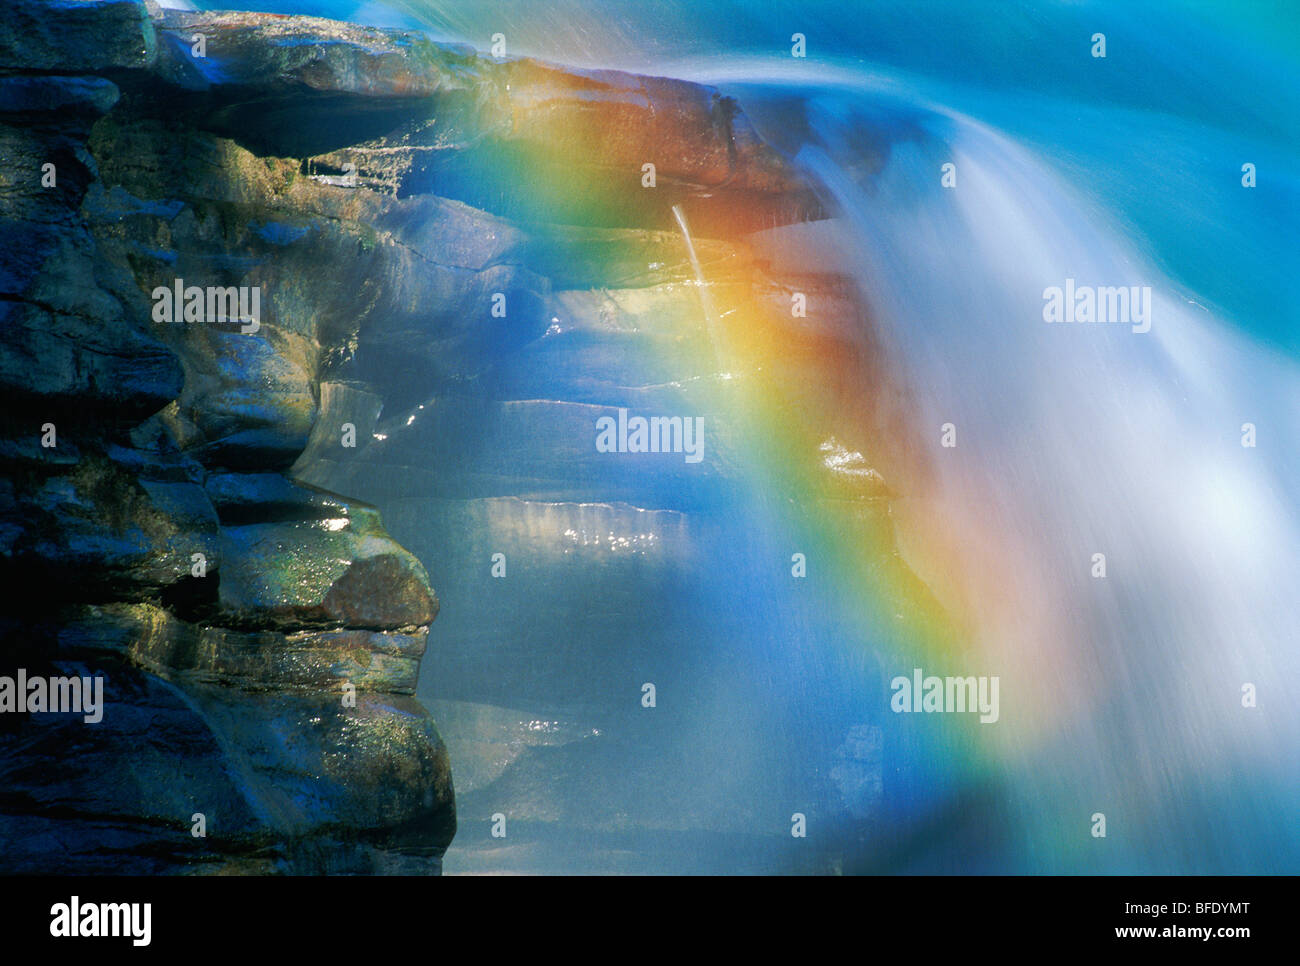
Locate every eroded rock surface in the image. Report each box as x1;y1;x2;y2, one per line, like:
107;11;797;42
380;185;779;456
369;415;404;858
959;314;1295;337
0;0;459;874
0;0;923;874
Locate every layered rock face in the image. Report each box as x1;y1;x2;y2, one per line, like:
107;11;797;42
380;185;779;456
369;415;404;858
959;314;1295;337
1;0;457;874
1;1;933;873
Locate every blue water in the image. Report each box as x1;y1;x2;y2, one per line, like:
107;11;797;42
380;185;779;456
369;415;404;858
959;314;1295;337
192;0;1298;352
193;0;1300;873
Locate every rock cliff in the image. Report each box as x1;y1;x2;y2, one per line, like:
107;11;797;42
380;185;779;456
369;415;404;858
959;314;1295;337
1;1;928;874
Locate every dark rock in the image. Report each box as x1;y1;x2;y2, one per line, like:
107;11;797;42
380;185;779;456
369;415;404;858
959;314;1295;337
0;75;183;420
0;652;453;874
0;75;121;117
0;656;264;875
0;1;459;875
204;472;352;524
1;451;220;601
0;0;156;73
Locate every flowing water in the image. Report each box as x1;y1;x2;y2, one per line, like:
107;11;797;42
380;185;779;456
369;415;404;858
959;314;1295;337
201;0;1299;873
750;76;1300;872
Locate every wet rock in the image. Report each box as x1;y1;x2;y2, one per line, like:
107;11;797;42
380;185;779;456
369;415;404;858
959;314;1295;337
217;505;437;632
0;651;454;874
166;326;318;471
204;472;352;524
60;603;425;694
0;0;897;876
0;0;156;73
507;223;748;291
498;60;795;194
0;79;182;417
341;261;552;415
0;450;219;600
141;8;818;231
184;685;455;860
0;248;184;416
1;1;462;875
152;10;474;99
0;655;264;875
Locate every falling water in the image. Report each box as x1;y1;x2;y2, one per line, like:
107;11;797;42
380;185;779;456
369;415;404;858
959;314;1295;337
670;203;725;363
761;79;1300;872
217;0;1300;873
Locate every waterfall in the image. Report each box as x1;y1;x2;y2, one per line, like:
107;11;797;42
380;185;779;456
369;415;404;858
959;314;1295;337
216;0;1300;873
780;84;1300;872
